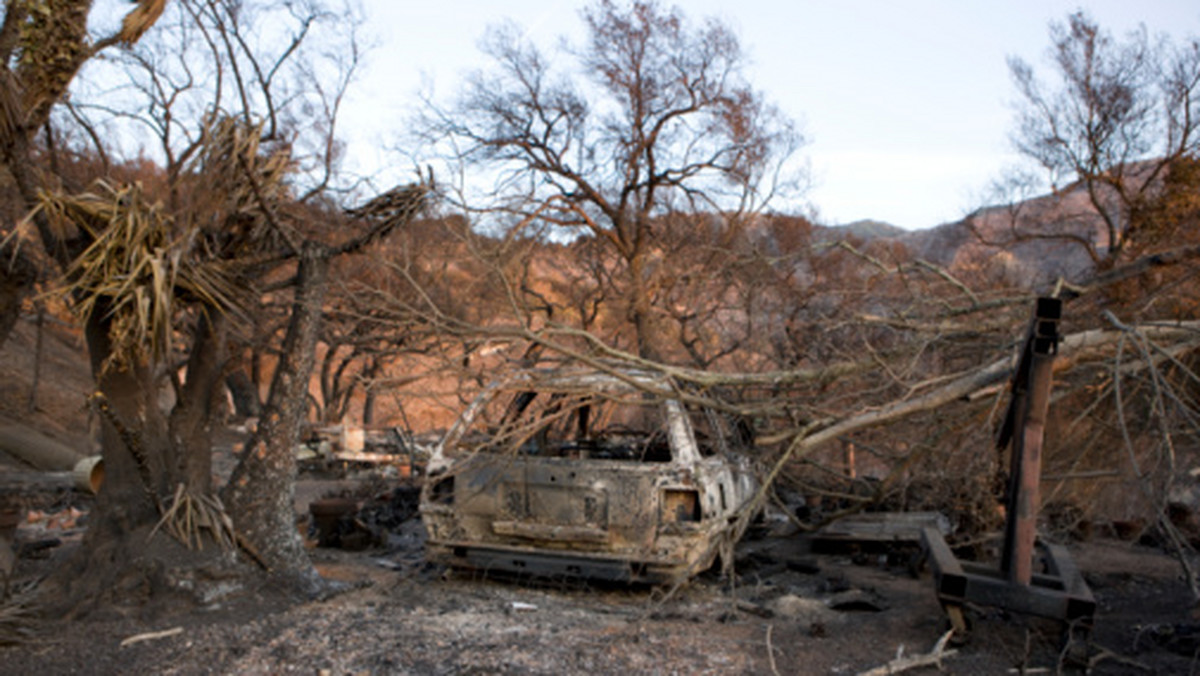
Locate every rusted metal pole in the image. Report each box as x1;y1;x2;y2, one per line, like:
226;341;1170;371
923;298;1094;634
1000;298;1060;585
1007;348;1055;584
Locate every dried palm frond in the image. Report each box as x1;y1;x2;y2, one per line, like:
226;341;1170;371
0;69;24;151
150;483;237;552
117;0;167;45
0;589;39;646
33;181;249;371
344;183;431;233
185;115;296;255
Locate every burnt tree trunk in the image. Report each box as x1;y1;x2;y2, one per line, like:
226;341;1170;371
222;246;329;594
0;242;36;351
26;303;44;413
226;368;262;419
168;310;229;494
361;356;381;426
85;298;169;529
627;248;663;361
45;299;176;614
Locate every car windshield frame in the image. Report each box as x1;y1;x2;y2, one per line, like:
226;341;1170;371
433;369;703;466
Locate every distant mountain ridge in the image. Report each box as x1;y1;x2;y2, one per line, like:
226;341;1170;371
815;181;1108;288
813;219;905;243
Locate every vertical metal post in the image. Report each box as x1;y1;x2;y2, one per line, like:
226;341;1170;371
1000;298;1060;585
923;298;1094;636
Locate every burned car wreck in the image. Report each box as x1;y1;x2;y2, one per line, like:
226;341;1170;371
419;366;761;584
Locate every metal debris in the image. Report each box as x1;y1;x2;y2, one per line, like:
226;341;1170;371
420;365;761;584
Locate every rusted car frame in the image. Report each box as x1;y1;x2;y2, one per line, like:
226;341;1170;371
420;366;760;584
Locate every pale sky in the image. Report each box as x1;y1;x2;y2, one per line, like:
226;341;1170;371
344;1;1200;231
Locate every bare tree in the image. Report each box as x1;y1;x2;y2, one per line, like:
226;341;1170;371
0;0;437;611
0;1;168;348
416;0;804;361
63;0;363;205
1007;11;1200;264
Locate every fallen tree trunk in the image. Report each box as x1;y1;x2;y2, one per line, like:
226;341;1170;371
787;321;1200;455
0;425;104;495
0;424;83;474
744;320;1200;520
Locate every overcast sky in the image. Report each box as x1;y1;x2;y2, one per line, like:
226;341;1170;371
343;1;1200;230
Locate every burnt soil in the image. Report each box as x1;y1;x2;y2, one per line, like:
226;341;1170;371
3;493;1199;675
1;318;1199;674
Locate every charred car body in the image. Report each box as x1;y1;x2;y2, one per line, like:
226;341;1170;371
419;366;760;584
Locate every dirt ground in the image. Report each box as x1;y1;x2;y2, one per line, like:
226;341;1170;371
2;317;1200;675
1;495;1198;675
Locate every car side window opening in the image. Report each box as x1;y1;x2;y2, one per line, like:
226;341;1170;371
687;404;735;458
